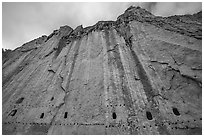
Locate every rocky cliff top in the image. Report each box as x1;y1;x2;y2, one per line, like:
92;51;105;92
2;6;202;58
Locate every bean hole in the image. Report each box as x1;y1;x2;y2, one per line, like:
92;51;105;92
16;97;24;104
112;112;117;119
50;97;54;101
172;107;180;116
9;109;17;116
64;112;68;118
146;111;153;120
40;113;44;119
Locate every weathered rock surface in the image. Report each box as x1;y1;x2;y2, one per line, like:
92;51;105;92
2;6;202;135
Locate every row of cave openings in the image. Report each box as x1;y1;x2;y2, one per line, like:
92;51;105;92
9;107;180;121
10;96;181;120
112;108;181;120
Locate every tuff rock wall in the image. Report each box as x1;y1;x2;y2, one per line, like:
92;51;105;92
2;6;202;135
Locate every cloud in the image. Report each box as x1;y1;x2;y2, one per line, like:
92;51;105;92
2;2;202;50
150;2;202;16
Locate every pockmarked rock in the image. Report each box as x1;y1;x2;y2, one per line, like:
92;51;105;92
2;6;202;135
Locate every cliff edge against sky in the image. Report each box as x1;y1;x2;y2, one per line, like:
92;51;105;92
2;6;202;135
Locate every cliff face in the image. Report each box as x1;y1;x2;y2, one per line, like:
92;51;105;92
2;6;202;135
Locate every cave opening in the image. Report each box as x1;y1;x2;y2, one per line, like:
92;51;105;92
172;107;180;116
50;97;54;101
9;109;17;116
16;97;24;104
40;113;44;119
112;112;117;119
64;112;68;118
146;111;153;120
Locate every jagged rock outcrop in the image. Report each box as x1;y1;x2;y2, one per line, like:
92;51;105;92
2;6;202;135
2;48;12;63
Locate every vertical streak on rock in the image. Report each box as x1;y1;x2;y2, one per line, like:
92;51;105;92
110;29;132;108
115;30;145;103
109;29;138;134
131;46;154;101
103;29;113;134
105;29;125;135
85;32;91;86
104;30;113;92
47;38;84;134
104;30;114;103
64;39;83;101
98;32;110;134
64;40;82;93
109;29;130;134
128;23;170;134
106;29;118;128
59;41;75;76
131;22;167;96
115;22;166;134
60;41;77;90
117;29;160;134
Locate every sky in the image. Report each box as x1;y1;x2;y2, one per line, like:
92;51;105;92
2;2;202;50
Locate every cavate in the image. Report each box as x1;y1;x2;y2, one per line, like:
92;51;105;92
2;6;202;135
